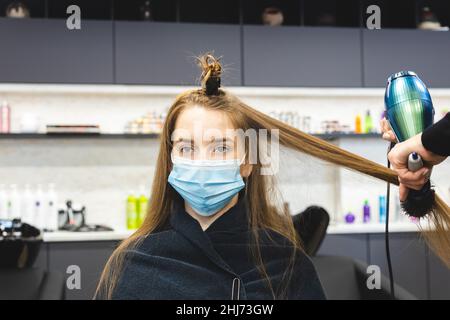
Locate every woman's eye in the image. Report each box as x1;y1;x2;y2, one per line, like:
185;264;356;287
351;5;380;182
213;145;231;153
179;146;194;154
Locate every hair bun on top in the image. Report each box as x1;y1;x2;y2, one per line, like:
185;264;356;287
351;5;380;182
196;53;222;96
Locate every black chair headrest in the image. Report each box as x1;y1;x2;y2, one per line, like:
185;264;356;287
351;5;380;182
292;206;330;256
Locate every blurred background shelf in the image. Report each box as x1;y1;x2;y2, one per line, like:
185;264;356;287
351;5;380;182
0;132;380;140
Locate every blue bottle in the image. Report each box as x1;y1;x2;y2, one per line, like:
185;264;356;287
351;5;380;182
379;195;386;223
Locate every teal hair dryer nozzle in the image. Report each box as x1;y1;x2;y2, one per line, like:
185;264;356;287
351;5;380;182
384;71;435;218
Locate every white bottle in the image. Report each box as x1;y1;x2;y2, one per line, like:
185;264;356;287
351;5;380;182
0;184;7;219
22;184;34;225
45;183;59;231
8;184;21;220
34;184;44;230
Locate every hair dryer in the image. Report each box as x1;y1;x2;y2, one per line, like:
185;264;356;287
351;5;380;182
384;71;435;218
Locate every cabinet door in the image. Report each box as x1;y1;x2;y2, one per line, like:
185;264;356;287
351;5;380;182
33;243;48;270
428;248;450;299
363;29;450;87
369;233;427;299
318;234;369;263
0;18;113;84
48;241;118;300
115;21;242;85
243;26;362;87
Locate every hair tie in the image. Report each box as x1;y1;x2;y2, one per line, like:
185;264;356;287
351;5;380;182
205;75;221;96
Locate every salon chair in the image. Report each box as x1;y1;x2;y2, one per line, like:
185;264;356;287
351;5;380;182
312;255;417;300
0;220;65;300
292;206;330;256
293;207;417;300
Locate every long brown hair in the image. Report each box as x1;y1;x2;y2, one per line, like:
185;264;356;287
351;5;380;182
96;53;450;299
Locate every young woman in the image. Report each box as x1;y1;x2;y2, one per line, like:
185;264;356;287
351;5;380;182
95;54;326;300
96;54;449;300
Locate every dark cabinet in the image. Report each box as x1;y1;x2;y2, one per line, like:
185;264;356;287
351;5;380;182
318;234;369;263
114;21;242;85
0;18;114;84
2;18;450;88
363;29;450;88
33;243;48;270
242;26;363;87
368;233;428;299
47;241;118;300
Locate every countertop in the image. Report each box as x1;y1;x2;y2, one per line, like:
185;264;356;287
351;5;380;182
42;222;422;242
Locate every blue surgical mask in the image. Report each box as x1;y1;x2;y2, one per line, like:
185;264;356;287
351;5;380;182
168;156;245;216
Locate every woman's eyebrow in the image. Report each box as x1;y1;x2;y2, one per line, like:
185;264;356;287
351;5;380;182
174;137;193;144
209;137;233;143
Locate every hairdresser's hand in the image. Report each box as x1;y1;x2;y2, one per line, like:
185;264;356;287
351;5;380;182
380;118;396;142
387;133;446;201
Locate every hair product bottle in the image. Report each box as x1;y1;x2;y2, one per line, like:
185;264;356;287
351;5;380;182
137;185;148;228
22;184;34;225
46;183;59;231
35;184;45;230
355;114;362;134
0;184;7;219
0;101;11;133
8;184;21;220
379;195;386;223
363;199;371;223
126;191;138;230
365;110;373;133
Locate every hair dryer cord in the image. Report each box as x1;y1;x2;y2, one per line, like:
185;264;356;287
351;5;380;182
386;142;395;299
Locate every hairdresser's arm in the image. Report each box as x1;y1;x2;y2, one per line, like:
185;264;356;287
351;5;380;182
380;117;447;201
421;112;450;157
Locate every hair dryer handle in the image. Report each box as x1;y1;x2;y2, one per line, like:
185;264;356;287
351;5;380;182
407;152;423;172
403;152;434;218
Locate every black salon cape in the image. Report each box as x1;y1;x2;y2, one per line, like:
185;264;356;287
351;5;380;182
109;197;326;300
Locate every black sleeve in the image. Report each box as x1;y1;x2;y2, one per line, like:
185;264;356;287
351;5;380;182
421;112;450;157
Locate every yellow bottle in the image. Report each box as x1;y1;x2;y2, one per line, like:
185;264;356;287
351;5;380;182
355;114;362;134
137;185;148;227
126;191;138;230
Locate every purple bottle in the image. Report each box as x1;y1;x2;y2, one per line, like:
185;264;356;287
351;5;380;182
363;200;371;223
345;212;355;224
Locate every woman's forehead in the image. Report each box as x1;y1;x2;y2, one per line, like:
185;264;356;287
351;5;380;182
173;105;238;141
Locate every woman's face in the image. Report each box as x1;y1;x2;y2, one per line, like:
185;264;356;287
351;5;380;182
171;105;253;177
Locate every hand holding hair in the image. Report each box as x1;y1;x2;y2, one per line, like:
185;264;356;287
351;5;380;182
381;118;447;200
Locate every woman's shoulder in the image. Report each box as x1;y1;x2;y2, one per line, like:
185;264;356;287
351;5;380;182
128;226;181;256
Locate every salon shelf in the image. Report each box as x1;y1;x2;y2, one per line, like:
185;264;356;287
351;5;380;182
0;133;160;139
316;133;380;140
41;222;420;243
43;230;133;242
326;221;423;234
0;132;379;140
